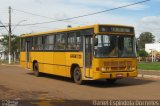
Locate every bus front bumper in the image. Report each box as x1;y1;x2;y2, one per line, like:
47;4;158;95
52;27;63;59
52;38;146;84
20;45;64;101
93;71;138;80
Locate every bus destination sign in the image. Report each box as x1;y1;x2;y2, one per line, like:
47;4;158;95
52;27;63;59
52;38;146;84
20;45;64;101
99;26;134;33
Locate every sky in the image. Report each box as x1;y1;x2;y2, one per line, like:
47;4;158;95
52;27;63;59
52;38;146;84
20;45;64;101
0;0;160;41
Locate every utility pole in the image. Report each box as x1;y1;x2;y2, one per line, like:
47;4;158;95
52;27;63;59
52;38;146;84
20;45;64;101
8;6;11;64
152;50;154;62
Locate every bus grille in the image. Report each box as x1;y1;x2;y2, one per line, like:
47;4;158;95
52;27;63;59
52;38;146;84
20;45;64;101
104;61;133;72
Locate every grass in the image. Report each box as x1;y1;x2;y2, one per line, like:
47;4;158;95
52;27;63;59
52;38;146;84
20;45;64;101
138;62;160;71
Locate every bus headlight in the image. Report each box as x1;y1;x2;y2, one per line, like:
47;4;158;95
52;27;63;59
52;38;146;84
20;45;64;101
131;67;135;70
101;67;106;72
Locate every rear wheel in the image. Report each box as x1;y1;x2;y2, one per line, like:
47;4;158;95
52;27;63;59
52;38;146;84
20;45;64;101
33;62;40;77
106;79;117;84
73;67;83;85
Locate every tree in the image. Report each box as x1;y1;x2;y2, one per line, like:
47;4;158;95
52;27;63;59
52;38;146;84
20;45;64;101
137;50;149;61
137;50;148;57
0;35;20;61
137;32;155;50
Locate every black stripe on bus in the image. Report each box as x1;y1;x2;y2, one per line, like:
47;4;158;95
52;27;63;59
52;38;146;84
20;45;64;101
20;61;83;68
20;50;83;52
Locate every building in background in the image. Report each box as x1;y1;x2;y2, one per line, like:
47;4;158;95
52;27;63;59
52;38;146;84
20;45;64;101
145;43;160;53
145;43;160;61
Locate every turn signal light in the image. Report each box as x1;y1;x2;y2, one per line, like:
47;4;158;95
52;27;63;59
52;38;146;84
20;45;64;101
96;67;100;71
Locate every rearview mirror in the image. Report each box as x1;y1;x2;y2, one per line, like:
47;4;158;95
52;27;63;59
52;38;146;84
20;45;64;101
94;38;98;46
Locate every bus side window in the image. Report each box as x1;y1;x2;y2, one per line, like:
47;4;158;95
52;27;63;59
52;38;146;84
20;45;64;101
48;35;54;50
37;36;43;50
21;38;25;51
32;36;42;51
55;33;66;50
32;37;38;50
67;31;82;51
67;32;76;50
76;32;82;51
43;35;54;50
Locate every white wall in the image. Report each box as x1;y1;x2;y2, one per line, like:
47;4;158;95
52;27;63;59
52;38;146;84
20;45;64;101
145;43;160;53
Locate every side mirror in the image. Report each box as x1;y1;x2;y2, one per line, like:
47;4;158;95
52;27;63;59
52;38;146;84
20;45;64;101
94;38;98;46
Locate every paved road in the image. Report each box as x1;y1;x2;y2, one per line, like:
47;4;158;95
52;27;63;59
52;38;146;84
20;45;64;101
0;65;160;100
139;70;160;76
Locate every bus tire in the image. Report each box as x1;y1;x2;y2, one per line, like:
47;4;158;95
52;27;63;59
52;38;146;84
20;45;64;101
33;62;40;77
73;67;83;85
106;79;117;84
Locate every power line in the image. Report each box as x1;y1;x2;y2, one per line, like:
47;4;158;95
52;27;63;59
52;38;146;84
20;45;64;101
12;8;84;25
0;20;8;32
11;0;150;26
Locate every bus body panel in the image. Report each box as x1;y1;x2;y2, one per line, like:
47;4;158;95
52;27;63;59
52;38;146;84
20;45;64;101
20;52;28;68
53;52;66;76
21;51;85;78
92;58;137;79
66;52;83;77
30;52;44;72
43;52;54;74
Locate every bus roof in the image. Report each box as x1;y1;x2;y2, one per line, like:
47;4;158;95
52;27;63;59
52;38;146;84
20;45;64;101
20;24;134;37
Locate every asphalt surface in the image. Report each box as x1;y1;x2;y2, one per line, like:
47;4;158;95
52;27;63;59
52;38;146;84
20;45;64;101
0;65;160;101
139;70;160;76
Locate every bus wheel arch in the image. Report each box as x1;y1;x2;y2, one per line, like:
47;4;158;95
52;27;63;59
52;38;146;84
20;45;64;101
70;64;79;80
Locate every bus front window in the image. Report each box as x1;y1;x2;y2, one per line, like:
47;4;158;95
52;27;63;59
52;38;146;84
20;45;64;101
118;36;136;57
94;35;136;58
94;35;118;57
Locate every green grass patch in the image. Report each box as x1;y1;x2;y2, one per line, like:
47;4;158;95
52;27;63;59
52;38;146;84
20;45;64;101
138;62;160;71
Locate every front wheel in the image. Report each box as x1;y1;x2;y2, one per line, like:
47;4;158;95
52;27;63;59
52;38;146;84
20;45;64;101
73;67;83;85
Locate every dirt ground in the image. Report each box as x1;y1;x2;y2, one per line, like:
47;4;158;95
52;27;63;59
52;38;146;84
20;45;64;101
0;65;160;101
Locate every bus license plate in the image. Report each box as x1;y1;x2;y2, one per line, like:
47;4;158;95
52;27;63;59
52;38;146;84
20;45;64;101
116;74;123;78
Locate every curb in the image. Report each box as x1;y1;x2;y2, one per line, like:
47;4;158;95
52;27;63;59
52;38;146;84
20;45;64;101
138;74;160;79
1;64;21;67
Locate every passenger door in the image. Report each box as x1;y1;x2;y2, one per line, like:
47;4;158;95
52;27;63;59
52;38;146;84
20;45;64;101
83;35;92;78
25;41;30;68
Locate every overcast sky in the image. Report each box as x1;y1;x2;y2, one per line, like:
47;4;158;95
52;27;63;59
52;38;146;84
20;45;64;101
0;0;160;41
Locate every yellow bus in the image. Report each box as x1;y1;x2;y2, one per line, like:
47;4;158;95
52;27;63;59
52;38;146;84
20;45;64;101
20;24;137;84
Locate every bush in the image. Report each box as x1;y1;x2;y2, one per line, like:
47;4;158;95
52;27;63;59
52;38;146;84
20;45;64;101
137;50;148;60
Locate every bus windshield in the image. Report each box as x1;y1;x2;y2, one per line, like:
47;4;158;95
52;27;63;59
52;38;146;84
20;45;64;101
94;35;136;58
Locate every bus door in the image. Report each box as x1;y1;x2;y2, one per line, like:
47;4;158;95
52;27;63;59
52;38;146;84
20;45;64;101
83;35;92;78
25;41;30;68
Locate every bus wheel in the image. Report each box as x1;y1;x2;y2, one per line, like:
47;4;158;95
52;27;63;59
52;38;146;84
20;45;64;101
106;79;117;84
73;67;83;85
33;62;40;77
